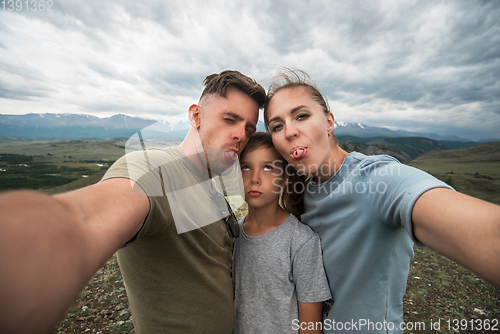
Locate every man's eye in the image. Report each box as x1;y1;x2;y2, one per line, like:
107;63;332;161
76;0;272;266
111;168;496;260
225;118;235;123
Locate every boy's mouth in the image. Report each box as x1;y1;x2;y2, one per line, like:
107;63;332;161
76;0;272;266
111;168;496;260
248;191;261;197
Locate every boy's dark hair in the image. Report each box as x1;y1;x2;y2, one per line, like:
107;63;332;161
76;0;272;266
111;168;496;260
239;132;307;220
239;132;277;161
201;70;266;109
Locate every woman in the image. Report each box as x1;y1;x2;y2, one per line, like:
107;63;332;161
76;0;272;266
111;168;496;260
264;69;500;333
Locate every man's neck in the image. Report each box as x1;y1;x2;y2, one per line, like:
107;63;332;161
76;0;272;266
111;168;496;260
179;128;211;181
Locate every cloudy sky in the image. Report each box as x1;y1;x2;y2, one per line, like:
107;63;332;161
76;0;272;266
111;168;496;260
1;0;499;141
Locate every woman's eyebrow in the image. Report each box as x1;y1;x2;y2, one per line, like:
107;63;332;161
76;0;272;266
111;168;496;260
268;105;308;123
290;105;308;114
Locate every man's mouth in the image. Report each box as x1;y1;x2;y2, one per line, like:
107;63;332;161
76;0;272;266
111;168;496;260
224;149;238;163
290;147;307;160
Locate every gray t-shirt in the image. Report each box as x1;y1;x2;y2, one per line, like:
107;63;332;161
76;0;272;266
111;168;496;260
302;152;453;333
233;214;331;334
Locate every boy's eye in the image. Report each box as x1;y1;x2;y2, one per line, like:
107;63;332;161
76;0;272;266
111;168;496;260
264;165;273;171
241;165;250;171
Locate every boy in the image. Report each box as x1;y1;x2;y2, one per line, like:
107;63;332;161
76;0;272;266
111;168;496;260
232;132;331;333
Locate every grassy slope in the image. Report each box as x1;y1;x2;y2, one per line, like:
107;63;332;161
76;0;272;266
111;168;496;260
406;141;500;204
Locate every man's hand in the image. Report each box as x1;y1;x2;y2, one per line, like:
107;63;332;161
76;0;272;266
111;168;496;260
0;178;149;334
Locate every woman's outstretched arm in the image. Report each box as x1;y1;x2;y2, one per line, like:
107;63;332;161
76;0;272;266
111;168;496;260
412;188;500;287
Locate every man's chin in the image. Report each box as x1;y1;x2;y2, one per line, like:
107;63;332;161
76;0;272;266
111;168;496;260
210;162;236;177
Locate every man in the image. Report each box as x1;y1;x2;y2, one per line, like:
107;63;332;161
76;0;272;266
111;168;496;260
0;70;266;334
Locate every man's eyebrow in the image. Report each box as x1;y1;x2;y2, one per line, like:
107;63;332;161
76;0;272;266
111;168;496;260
268;105;308;124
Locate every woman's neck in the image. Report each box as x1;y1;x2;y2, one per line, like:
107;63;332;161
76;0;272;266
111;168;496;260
313;142;349;184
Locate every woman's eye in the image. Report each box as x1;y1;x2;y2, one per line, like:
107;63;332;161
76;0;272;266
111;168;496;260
271;124;283;132
297;113;309;121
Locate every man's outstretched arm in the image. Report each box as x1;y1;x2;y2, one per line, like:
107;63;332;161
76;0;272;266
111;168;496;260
0;178;149;334
412;188;500;288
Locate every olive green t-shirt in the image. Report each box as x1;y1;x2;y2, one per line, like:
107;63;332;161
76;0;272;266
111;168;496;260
102;147;234;334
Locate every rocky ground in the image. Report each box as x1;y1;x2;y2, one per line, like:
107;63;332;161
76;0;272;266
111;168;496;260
50;247;499;334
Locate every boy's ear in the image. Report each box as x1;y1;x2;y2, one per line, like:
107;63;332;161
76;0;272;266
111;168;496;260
188;104;202;129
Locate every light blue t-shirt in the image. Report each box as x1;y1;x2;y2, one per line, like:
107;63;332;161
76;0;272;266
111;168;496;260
302;152;452;334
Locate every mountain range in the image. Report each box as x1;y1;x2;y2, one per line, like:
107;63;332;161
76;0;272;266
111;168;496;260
2;113;497;161
332;121;475;142
1;112;489;142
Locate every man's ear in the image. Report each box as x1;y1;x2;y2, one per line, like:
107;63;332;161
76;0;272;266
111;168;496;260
188;104;202;129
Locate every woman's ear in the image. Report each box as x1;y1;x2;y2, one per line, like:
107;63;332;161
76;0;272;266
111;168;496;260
188;104;202;129
326;112;335;135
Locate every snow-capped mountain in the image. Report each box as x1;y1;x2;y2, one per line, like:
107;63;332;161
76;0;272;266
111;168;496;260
333;121;473;142
0;113;477;142
0;113;157;139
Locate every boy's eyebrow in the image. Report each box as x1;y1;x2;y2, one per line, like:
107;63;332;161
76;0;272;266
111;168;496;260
224;112;257;133
240;159;282;165
268;105;308;124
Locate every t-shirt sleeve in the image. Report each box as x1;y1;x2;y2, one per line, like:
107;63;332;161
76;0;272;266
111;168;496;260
102;150;165;197
358;157;454;246
292;234;332;303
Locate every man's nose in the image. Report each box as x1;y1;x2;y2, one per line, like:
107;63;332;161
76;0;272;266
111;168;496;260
233;123;247;142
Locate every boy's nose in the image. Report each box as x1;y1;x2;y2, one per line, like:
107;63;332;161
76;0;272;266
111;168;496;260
250;171;260;184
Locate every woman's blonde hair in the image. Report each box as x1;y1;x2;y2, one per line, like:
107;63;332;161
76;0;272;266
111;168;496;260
264;68;333;139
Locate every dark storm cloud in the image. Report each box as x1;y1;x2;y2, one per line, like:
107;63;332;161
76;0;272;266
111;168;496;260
261;0;499;113
0;0;499;140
